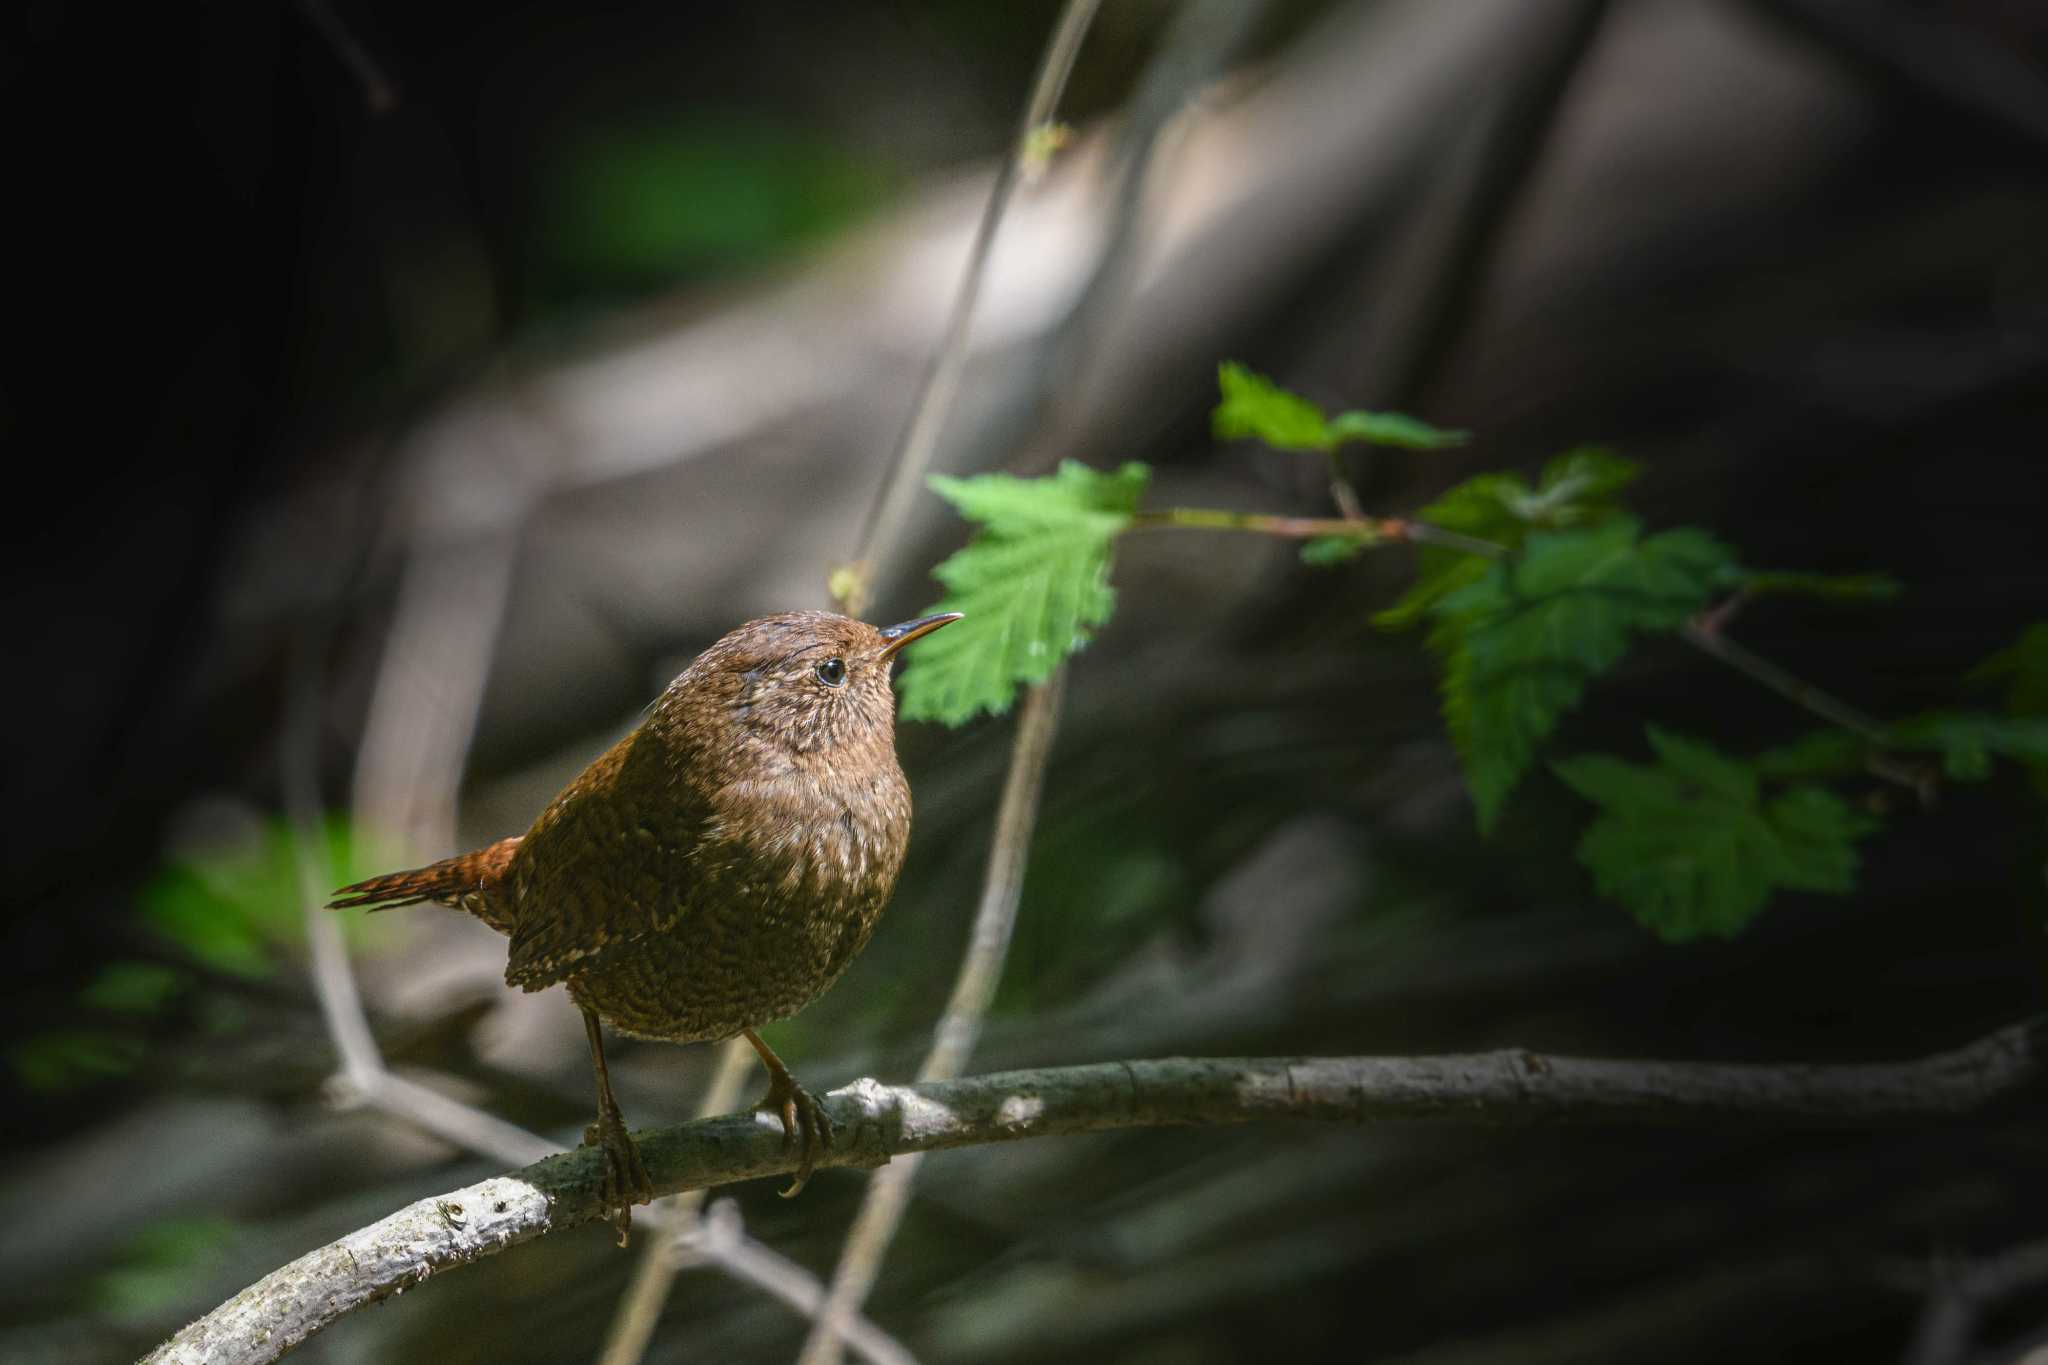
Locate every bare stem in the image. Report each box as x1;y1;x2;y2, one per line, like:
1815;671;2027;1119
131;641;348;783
1679;622;1893;747
1138;503;1925;767
836;0;1104;616
296;0;400;115
799;672;1067;1365
1131;506;1507;559
596;1038;779;1365
672;1201;919;1365
1325;451;1368;521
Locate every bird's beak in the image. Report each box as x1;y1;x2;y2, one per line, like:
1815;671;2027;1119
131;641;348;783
877;612;963;661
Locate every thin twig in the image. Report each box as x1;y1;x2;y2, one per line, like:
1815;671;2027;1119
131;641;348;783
671;1201;918;1365
594;1037;753;1365
1131;505;1509;559
142;1016;2047;1365
1373;0;1612;409
799;673;1067;1365
836;0;1104;616
349;533;522;857
1679;621;1894;747
1012;0;1269;478
285;631;382;1092
1326;452;1369;522
1137;502;1919;764
296;0;400;115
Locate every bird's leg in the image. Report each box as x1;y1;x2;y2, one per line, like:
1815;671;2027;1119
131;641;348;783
742;1027;833;1198
580;1009;652;1245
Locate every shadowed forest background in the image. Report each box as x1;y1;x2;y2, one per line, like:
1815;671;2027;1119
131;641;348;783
6;0;2048;1361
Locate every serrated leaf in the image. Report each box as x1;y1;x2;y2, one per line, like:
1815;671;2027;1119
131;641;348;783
1212;363;1331;451
1554;729;1878;941
1213;363;1463;453
1764;786;1877;893
1734;570;1903;602
1888;710;2048;779
1645;725;1756;803
1515;447;1641;523
1325;409;1467;450
1752;729;1867;781
1430;518;1736;832
1374;450;1641;631
1973;624;2048;793
1752;709;2048;785
1973;624;2048;714
896;461;1148;726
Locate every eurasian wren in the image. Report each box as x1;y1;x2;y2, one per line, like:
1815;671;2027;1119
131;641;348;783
329;609;961;1241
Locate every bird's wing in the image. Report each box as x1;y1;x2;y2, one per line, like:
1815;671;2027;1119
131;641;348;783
502;727;707;992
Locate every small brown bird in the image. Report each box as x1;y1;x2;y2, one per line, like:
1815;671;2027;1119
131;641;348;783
329;609;961;1241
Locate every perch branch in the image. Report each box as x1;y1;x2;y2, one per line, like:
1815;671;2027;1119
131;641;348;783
144;1018;2045;1365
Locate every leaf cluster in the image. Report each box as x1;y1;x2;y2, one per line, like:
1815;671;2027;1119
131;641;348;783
894;363;2045;944
1430;517;1736;831
1554;728;1879;941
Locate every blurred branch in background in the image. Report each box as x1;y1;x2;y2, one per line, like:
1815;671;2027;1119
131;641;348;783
142;1018;2048;1365
1371;0;1611;410
836;0;1105;617
1886;1236;2048;1365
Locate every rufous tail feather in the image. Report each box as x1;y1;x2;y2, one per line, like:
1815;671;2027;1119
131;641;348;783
327;837;520;933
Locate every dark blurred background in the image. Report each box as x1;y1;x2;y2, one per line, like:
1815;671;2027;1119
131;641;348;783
6;0;2048;1361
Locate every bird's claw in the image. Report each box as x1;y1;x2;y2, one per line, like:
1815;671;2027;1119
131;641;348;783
583;1108;653;1245
755;1070;833;1197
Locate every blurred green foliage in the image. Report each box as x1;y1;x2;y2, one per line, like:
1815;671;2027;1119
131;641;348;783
139;815;385;978
8;814;391;1092
87;1217;238;1321
533;113;899;294
7;1031;147;1093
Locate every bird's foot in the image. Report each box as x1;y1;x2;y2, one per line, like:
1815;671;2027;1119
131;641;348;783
582;1107;653;1246
754;1069;834;1198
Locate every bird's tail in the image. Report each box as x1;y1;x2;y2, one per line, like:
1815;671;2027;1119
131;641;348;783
327;837;521;933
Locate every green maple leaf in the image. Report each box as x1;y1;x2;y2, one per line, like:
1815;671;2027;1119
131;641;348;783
1974;624;2048;714
1888;710;2048;780
1212;363;1464;453
1753;709;2048;783
1973;623;2048;792
1554;727;1878;941
1430;517;1735;832
895;461;1149;726
1374;447;1641;627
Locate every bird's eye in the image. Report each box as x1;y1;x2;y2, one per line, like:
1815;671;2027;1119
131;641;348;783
814;657;847;688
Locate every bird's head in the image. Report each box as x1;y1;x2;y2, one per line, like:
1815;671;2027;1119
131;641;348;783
676;609;961;754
